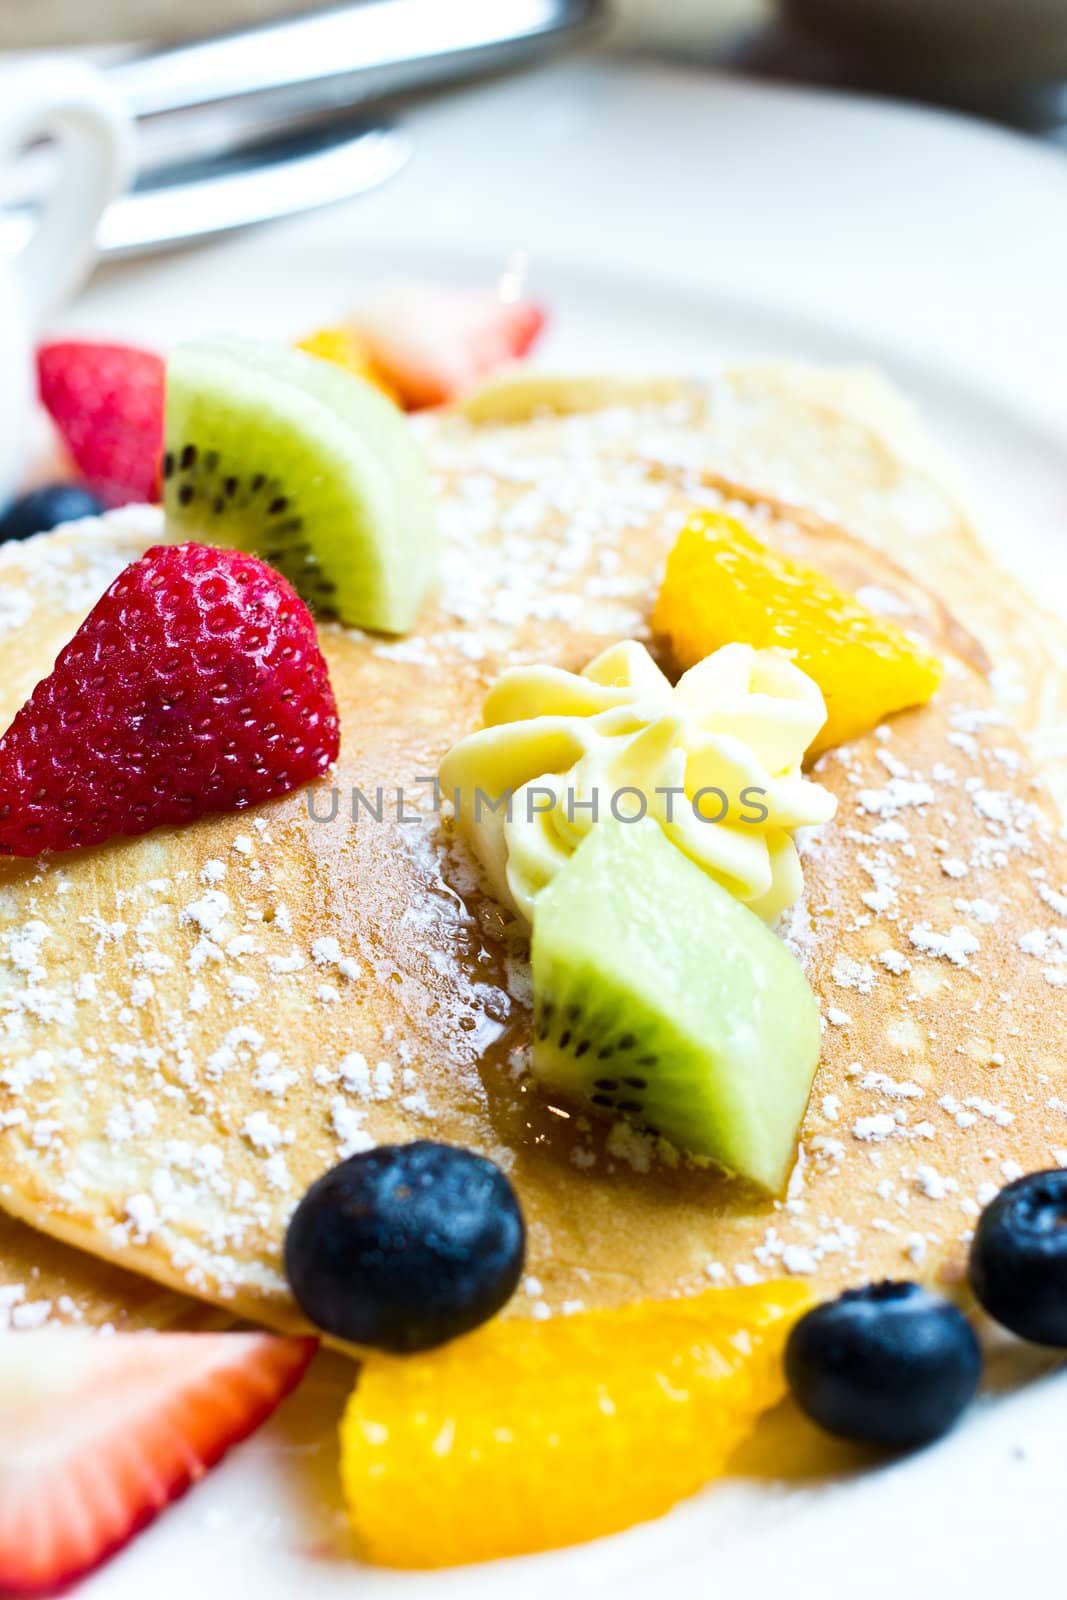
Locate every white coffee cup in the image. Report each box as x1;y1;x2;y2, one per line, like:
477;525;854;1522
0;58;132;508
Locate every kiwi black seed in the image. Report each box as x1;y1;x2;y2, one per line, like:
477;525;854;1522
531;996;664;1134
165;444;339;609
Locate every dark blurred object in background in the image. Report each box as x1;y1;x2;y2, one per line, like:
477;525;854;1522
777;0;1067;94
613;0;1067;140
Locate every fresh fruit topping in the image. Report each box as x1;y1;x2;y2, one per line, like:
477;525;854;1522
163;336;437;633
530;817;821;1190
347;280;546;409
0;1331;315;1595
0;483;106;542
37;340;165;507
653;511;944;755
785;1282;981;1450
339;1280;812;1568
438;638;836;926
285;1142;525;1352
296;325;398;400
969;1170;1067;1346
0;542;339;856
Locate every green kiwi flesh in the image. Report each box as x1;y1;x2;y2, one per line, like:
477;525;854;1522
163;336;437;633
530;817;821;1192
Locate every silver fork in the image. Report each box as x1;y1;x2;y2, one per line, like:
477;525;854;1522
2;0;598;258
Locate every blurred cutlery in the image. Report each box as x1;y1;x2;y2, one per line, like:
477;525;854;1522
1;0;597;259
0;119;409;259
110;0;598;120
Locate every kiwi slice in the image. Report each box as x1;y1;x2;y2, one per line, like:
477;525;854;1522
531;818;821;1192
163;336;437;633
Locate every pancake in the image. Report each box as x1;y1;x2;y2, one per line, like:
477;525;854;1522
0;379;1065;1343
0;1211;231;1331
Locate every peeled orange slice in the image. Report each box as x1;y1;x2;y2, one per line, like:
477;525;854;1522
339;1281;812;1568
295;326;397;401
653;511;943;756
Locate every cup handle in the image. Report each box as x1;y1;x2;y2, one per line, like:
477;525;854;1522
1;58;132;330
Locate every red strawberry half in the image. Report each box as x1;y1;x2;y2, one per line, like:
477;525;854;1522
37;340;165;507
0;542;340;856
0;1331;315;1595
349;280;546;409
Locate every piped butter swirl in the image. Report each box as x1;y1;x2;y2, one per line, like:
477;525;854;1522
439;641;837;923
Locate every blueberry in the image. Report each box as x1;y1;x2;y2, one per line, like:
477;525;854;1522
970;1169;1067;1345
785;1281;981;1450
284;1141;525;1352
0;484;106;543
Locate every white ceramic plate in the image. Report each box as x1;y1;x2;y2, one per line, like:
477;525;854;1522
43;55;1067;1599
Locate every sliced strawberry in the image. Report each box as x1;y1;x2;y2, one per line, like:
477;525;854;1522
348;281;546;409
37;341;165;507
0;542;340;856
0;1331;315;1595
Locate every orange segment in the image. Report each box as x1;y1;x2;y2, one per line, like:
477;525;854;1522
339;1282;812;1568
653;511;943;756
295;326;398;401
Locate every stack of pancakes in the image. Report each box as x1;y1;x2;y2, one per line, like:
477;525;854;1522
0;366;1064;1345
